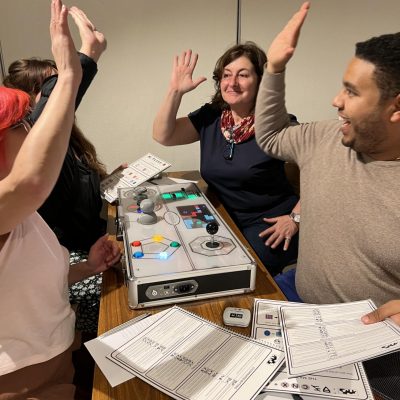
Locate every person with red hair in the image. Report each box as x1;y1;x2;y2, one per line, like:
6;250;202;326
0;1;120;398
0;87;29;132
3;5;109;335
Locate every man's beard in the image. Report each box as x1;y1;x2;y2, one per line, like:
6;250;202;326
342;113;385;155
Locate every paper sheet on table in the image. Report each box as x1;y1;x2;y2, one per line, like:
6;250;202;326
279;299;400;377
85;310;168;387
251;299;374;400
107;306;285;400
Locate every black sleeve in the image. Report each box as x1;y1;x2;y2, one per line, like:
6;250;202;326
288;113;299;125
188;103;220;133
28;52;98;124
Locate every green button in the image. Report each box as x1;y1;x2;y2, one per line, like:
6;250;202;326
170;241;180;248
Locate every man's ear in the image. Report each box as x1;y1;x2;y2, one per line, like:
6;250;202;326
390;94;400;123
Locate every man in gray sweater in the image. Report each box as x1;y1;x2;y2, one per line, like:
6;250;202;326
255;2;400;308
256;7;400;396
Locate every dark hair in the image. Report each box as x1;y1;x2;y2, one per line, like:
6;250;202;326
356;33;400;101
211;41;267;110
70;121;107;178
3;57;107;178
3;58;56;103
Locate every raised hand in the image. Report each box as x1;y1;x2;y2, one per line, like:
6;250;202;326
69;6;107;62
50;0;81;83
267;2;310;74
169;50;206;95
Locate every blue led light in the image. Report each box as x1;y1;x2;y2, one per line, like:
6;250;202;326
133;251;144;258
159;252;169;260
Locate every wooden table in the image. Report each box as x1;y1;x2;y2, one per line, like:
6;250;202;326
92;171;287;400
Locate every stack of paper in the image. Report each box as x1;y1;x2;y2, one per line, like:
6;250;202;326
252;299;400;400
86;300;400;400
86;306;285;400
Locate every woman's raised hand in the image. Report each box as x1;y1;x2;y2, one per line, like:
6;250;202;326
69;6;107;62
49;0;82;84
169;50;206;95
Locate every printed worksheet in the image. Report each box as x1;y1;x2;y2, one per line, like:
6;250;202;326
279;300;400;377
108;306;285;400
251;299;374;400
85;310;169;387
100;153;171;203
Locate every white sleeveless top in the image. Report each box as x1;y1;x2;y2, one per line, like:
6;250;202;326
0;212;75;375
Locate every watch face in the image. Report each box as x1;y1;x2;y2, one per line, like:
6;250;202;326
290;212;300;223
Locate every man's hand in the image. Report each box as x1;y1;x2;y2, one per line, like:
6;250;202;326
267;2;310;74
362;300;400;326
259;215;299;251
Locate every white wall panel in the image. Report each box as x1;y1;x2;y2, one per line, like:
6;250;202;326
241;0;400;122
0;0;236;171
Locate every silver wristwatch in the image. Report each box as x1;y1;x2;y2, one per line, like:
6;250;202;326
290;211;300;224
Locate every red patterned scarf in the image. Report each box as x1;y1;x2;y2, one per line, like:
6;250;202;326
220;109;255;143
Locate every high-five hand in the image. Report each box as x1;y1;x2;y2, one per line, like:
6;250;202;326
69;6;107;62
169;49;206;95
49;0;81;84
267;2;310;74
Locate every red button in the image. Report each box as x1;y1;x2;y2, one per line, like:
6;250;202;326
131;241;141;247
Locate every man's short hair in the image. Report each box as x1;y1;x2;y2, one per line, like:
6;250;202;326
356;33;400;101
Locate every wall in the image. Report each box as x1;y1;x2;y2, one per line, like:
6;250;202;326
1;0;400;172
0;0;236;171
241;0;400;122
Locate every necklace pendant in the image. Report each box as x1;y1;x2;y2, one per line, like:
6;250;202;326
223;140;235;160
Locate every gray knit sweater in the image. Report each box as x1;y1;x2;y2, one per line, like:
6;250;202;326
255;71;400;306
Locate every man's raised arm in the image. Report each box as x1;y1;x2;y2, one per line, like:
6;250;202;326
255;2;310;160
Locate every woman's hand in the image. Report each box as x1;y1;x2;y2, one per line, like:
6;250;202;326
266;2;310;74
362;300;400;326
50;0;81;84
108;163;128;176
169;49;206;95
86;234;122;275
69;6;107;62
259;215;298;251
68;235;121;285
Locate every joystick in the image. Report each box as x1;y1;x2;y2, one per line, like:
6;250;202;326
134;187;148;206
138;199;157;225
206;221;219;248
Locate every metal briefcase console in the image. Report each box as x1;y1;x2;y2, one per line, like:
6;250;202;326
117;182;256;308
